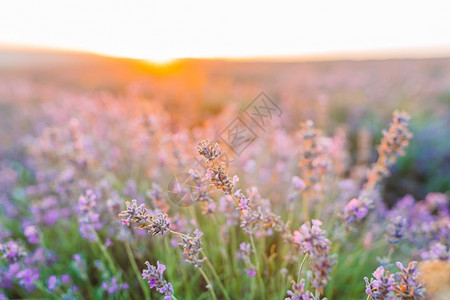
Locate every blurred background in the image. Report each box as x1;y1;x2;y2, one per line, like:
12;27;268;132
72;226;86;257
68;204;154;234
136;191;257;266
1;0;449;205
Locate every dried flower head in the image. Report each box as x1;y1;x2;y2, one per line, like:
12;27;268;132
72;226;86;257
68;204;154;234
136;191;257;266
298;120;329;192
343;111;413;229
365;110;413;195
178;229;206;268
147;213;171;236
119;200;170;235
118;199;149;226
197;139;223;163
207;163;234;195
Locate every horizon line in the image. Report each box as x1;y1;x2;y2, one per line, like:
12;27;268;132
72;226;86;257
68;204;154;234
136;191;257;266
1;42;450;64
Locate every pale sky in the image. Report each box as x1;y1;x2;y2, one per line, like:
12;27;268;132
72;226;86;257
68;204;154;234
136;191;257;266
0;0;449;62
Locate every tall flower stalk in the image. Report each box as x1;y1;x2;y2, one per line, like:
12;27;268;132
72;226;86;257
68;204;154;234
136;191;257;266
342;110;413;229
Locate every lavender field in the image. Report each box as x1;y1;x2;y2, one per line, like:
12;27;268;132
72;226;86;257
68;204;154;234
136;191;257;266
0;51;449;299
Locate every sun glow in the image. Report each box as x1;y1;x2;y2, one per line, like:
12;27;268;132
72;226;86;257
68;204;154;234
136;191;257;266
1;0;450;62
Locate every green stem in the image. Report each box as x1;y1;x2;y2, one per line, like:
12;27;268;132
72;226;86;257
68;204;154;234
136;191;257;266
296;253;309;283
249;235;260;273
249;234;264;295
125;241;151;300
94;232;118;274
198;267;218;300
203;253;231;300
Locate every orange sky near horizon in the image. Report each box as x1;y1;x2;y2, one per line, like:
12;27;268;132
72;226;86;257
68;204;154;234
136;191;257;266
1;0;450;63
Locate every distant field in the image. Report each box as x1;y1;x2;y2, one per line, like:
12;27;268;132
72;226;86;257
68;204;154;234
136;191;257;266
0;49;449;299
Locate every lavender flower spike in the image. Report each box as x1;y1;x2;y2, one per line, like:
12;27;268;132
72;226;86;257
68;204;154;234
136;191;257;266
285;279;325;300
142;261;174;300
119;200;170;236
364;266;396;300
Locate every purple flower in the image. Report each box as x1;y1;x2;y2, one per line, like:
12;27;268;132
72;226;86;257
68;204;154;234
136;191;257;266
142;261;174;299
386;216;406;245
73;254;82;262
0;262;20;289
396;261;425;298
420;242;449;261
0;240;26;262
101;277;127;295
236;242;252;260
47;275;58;291
285;279;320;300
24;225;40;244
234;190;250;211
364;266;396;300
77;190;102;241
293;220;329;255
293;220;336;295
245;268;256;277
364;261;425;300
291;176;306;191
16;268;40;292
61;274;71;284
342;198;370;227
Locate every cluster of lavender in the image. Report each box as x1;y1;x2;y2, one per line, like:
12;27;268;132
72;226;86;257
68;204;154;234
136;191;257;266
342;111;413;229
198;141;287;238
365;111;413;192
118;199;206;269
118;199;171;236
101;277;129;295
77;189;102;241
386;216;407;246
379;193;449;262
298;120;329;198
178;229;206;268
0;239;63;294
235;188;287;236
197;140;234;195
285;279;325;300
2;90;444;300
364;261;424;299
142;261;174;300
0;240;27;262
420;243;449;261
292;220;336;295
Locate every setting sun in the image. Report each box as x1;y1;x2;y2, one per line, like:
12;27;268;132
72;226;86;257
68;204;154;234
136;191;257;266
1;0;450;62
